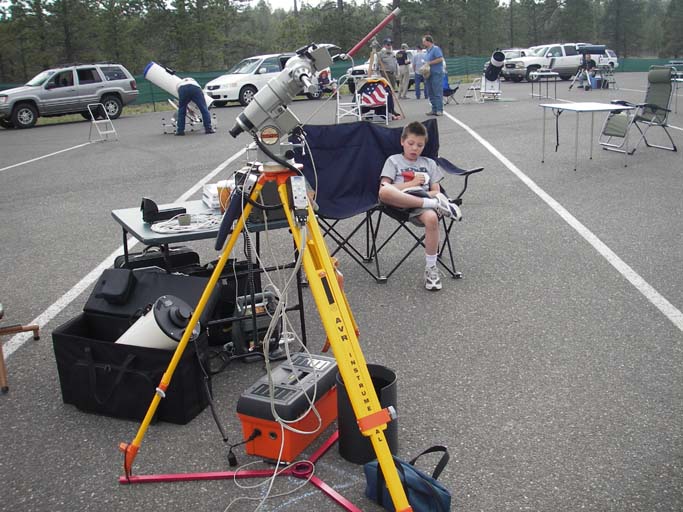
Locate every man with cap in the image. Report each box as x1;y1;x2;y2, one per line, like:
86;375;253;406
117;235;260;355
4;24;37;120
396;43;412;99
378;38;398;91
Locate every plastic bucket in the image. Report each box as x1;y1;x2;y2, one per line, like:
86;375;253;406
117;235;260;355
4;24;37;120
336;364;398;464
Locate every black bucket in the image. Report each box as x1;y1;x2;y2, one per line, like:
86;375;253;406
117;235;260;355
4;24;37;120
336;364;398;464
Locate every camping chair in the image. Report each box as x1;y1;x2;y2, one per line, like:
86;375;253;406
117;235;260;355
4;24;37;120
599;66;678;155
292;119;483;282
0;303;40;393
443;78;461;105
357;77;392;124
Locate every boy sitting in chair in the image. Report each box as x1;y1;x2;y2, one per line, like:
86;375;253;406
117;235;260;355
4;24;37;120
378;121;461;291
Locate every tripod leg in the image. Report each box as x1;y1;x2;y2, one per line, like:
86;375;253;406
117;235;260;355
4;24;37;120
120;179;265;477
274;179;411;512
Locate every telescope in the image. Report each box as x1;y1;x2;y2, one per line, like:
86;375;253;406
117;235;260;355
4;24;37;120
229;43;333;145
484;50;505;82
576;44;607;56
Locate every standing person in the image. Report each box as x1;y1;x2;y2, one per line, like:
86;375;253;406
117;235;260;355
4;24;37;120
378;121;461;291
422;34;445;116
412;46;429;101
175;77;215;136
378;38;398;91
396;43;412;99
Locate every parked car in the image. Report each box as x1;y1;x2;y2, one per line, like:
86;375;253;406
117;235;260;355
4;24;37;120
501;48;532;81
503;43;583;82
0;63;138;129
345;49;416;94
598;48;619;69
204;53;332;107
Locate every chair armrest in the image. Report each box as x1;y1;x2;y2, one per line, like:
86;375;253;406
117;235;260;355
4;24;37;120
642;103;671;113
610;100;635;107
436;158;484;202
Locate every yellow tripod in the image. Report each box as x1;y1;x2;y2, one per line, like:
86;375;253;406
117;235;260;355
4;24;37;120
119;163;413;511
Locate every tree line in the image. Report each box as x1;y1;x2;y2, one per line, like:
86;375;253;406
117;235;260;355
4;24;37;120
1;0;682;84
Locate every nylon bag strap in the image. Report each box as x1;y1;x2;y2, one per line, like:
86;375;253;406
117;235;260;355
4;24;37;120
84;346;136;406
408;445;450;480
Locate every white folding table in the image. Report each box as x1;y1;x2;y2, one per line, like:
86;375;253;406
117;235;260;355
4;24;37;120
540;102;636;171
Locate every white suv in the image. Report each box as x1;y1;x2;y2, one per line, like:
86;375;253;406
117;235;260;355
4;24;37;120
598;49;619;69
503;43;583;82
204;53;331;106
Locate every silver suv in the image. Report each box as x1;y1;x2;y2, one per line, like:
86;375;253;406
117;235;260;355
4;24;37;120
0;63;138;129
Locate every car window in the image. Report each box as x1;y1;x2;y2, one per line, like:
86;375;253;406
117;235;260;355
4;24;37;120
77;68;102;84
607;50;616;58
532;46;548;56
227;58;261;74
48;70;75;88
279;55;292;69
259;57;281;74
547;46;562;58
100;66;127;81
26;69;55;86
564;45;578;56
504;50;520;59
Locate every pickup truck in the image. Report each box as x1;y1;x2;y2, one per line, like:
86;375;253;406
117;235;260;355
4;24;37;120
502;43;582;82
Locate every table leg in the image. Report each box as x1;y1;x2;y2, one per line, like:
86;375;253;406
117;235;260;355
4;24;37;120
574;112;579;171
589;112;595;160
122;228;129;265
542;108;546;163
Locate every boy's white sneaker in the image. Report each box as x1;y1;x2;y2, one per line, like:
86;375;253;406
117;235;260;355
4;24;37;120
434;193;462;221
424;265;442;291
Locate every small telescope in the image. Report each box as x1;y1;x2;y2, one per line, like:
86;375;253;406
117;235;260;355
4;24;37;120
484;50;505;82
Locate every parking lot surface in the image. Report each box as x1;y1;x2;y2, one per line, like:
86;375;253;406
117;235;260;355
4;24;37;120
1;72;682;512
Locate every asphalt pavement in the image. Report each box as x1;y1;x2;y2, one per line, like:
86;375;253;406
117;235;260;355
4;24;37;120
1;72;682;512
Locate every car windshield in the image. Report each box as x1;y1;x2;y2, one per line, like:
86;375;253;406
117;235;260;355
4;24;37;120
504;50;521;59
26;69;56;86
226;58;261;75
532;46;548;56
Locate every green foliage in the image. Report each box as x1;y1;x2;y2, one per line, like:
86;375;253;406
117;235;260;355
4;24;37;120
0;0;679;83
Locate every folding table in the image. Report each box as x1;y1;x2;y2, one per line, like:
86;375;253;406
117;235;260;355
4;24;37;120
540;102;636;170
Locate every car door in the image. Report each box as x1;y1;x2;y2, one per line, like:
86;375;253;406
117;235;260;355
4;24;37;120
75;67;104;111
554;44;579;75
41;70;77;114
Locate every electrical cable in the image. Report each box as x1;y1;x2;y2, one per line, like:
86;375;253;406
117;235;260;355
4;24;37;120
150;212;222;234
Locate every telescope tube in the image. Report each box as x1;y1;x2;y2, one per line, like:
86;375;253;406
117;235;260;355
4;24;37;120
346;8;400;57
143;61;214;107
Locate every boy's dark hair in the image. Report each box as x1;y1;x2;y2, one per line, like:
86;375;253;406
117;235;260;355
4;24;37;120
423;35;434;43
401;121;428;141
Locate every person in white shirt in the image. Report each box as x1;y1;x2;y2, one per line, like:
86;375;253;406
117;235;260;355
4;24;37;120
175;77;215;136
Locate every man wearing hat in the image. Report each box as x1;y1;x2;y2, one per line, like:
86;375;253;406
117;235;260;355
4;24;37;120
396;43;412;99
378;38;398;91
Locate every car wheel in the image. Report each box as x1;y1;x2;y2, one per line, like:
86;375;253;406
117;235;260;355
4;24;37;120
212;101;227;108
0;118;14;129
306;90;322;100
526;67;540;82
239;86;257;106
609;62;615;69
512;76;523;83
101;95;123;119
11;103;38;129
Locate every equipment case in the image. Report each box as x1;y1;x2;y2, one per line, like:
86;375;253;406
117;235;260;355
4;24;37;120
52;268;216;424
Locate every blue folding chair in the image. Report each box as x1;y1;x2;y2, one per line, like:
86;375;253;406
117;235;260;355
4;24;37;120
292;119;483;282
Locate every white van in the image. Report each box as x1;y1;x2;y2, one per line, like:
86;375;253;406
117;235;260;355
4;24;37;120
204;53;330;106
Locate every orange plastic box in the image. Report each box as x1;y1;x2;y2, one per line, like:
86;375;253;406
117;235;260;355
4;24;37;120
237;353;338;462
